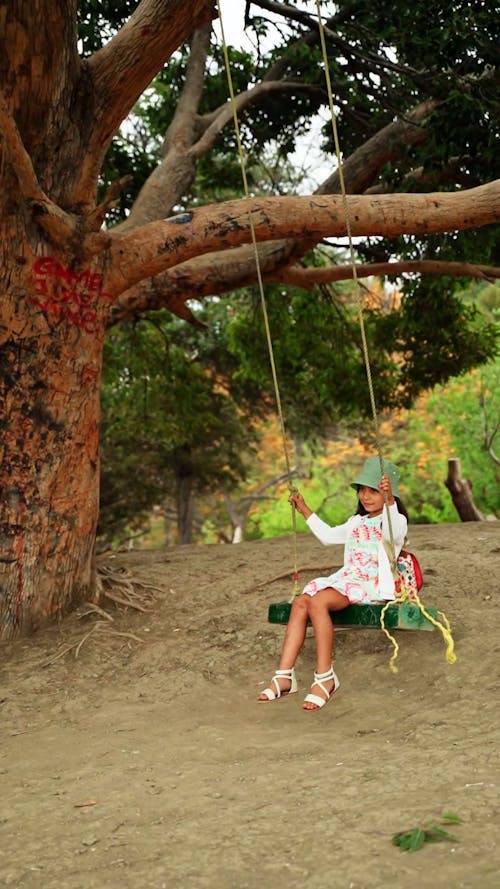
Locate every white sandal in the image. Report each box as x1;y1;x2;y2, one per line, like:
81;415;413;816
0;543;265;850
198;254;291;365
303;665;340;710
258;667;297;702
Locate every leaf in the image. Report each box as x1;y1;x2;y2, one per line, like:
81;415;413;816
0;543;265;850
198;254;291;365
409;828;427;852
392;813;462;852
426;825;458;843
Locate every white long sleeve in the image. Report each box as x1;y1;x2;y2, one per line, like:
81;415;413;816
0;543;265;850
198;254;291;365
305;513;350;545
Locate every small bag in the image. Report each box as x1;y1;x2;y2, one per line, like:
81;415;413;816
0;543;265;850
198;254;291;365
395;549;423;597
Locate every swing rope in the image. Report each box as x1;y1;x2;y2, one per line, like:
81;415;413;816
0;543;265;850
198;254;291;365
314;1;455;670
216;0;300;598
314;1;396;554
217;0;456;669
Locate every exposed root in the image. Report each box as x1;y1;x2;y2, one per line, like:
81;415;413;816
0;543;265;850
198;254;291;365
40;621;145;668
96;564;164;612
40;566;164;667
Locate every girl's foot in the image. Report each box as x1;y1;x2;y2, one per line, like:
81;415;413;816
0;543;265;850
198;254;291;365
258;668;297;702
303;666;340;711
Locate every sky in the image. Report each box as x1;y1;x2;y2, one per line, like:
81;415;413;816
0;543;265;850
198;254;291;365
213;0;277;51
212;0;333;191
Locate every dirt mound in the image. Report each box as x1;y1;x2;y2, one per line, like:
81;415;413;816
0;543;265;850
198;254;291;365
1;522;499;888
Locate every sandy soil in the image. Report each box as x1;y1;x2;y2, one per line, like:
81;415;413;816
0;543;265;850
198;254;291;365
1;521;499;889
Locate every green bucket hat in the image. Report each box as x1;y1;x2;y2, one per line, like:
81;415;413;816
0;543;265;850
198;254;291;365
350;456;401;497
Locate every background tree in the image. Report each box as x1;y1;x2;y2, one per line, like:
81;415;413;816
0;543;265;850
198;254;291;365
1;0;499;637
100;310;258;546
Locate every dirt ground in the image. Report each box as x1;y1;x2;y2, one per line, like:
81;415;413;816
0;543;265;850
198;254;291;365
1;521;499;889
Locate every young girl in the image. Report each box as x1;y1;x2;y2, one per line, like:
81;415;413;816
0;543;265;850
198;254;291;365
258;456;408;711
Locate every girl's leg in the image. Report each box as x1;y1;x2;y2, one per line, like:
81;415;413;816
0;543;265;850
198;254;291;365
257;594;310;700
304;587;348;710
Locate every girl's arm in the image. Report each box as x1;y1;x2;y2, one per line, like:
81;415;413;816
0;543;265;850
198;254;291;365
289;491;350;545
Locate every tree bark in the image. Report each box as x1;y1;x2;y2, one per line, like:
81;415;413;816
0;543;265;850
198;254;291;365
0;248;107;637
105;181;500;296
174;446;195;544
445;458;484;522
0;1;217;636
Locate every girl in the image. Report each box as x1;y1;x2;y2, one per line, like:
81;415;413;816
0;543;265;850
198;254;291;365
258;457;408;711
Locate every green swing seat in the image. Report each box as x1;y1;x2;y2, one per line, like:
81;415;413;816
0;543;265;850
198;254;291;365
268;600;438;631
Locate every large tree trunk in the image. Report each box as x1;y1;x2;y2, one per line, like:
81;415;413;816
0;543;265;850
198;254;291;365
0;1;216;636
0;245;108;637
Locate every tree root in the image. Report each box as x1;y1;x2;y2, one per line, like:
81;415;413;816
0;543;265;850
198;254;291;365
40;566;165;667
96;564;164;612
40;621;145;667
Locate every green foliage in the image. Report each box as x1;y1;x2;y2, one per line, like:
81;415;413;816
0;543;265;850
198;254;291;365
78;1;137;55
79;3;499;539
392;812;461;852
424;363;500;518
225;272;498;437
374;278;498;405
99;313;256;545
247;449;363;541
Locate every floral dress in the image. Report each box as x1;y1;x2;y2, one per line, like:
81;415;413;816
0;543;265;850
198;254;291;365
303;514;385;603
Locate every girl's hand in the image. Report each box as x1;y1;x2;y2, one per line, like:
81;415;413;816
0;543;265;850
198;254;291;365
288;490;312;518
378;475;395;504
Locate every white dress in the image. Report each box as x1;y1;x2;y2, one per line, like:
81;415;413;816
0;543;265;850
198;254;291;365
303;504;408;603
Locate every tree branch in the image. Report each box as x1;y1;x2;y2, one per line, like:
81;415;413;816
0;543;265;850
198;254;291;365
76;0;217;202
119;24;213;229
193;81;326;158
316;100;436;195
0;90;74;244
108;240;298;324
108;97;443;308
109;253;500;325
279;260;500;288
104;181;500;297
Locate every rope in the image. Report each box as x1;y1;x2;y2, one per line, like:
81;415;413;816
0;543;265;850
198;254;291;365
314;1;397;556
218;2;457;667
380;579;457;673
314;0;456;669
216;1;300;598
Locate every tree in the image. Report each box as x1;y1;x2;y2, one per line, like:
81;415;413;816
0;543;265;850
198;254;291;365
99;312;255;546
1;0;499;636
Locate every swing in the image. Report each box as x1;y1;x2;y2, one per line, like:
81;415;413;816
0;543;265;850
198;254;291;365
217;1;456;671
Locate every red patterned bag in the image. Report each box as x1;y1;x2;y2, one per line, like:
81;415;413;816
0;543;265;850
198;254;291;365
395;549;423;598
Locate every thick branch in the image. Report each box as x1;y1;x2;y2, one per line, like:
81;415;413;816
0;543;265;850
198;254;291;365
316;100;436;195
0;1;80;151
0;90;74;244
104;181;500;296
193;81;326;158
445;458;484;522
112;98;442;305
108;240;298;323
76;0;217;201
120;24;213;229
109;254;500;324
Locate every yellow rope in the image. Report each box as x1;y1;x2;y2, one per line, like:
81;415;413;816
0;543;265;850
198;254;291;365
217;1;299;598
314;0;456;669
381;586;457;674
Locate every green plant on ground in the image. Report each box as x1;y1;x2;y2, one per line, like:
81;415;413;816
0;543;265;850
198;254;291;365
392;811;462;852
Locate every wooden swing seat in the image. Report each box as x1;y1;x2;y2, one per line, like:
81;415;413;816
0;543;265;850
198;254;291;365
268;601;438;631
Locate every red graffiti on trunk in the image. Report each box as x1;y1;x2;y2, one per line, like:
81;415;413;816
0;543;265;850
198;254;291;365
28;258;114;332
